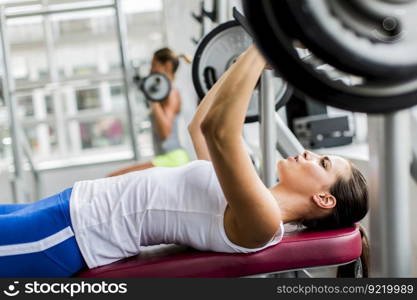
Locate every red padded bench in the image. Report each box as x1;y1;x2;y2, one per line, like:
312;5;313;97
76;226;361;278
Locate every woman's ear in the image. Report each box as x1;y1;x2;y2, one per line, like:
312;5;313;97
312;193;336;209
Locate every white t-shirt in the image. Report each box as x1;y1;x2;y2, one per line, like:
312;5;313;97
69;160;285;269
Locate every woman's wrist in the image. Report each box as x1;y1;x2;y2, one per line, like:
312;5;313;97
247;44;267;68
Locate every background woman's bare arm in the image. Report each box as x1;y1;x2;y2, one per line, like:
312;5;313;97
151;89;181;140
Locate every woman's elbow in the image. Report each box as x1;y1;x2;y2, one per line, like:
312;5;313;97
200;118;216;136
187;122;199;134
201;119;228;140
159;127;172;141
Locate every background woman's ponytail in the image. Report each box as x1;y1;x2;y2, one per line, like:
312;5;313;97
337;225;370;278
178;54;193;65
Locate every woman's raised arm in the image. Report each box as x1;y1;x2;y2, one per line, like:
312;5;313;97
188;49;243;161
201;46;282;247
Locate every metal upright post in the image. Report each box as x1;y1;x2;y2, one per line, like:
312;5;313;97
20;127;41;200
114;0;140;161
203;0;213;35
160;0;169;46
0;8;25;203
368;111;412;277
42;0;68;157
259;70;276;187
275;112;304;158
217;0;229;23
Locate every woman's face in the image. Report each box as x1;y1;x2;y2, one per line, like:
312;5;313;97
277;151;351;196
151;58;173;76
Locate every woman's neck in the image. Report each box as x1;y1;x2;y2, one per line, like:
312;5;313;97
269;183;309;224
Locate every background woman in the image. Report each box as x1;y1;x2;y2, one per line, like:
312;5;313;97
108;48;192;177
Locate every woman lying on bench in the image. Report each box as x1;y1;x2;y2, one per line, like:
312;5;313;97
0;45;369;277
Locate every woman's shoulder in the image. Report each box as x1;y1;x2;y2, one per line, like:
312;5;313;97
184;159;213;170
188;159;212;166
181;160;217;180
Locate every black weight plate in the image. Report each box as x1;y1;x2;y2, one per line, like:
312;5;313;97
242;0;417;114
284;0;417;80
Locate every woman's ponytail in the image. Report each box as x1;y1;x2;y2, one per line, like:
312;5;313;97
337;224;370;278
358;225;370;277
178;54;193;65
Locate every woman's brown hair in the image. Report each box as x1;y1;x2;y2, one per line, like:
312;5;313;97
302;164;370;277
153;47;192;74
